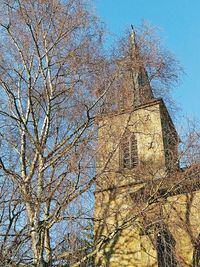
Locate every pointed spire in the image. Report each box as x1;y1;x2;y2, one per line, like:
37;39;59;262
130;25;139;60
130;25;136;50
130;26;154;107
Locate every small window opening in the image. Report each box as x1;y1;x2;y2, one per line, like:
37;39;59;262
121;132;138;169
156;227;177;267
193;234;200;267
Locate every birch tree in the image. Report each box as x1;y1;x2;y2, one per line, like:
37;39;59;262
0;0;106;265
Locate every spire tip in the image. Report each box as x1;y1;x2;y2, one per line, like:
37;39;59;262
130;25;136;46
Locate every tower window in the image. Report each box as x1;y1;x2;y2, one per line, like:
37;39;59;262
193;234;200;267
121;132;138;169
156;227;177;267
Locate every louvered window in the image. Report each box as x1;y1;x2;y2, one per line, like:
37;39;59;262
156;228;177;267
193;234;200;267
121;132;138;169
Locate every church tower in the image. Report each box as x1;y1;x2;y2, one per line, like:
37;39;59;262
94;30;200;267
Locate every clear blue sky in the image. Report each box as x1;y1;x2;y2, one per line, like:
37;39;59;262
93;0;200;122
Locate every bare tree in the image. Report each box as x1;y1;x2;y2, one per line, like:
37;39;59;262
0;1;198;266
0;0;107;265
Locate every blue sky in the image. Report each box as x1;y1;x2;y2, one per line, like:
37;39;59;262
93;0;200;122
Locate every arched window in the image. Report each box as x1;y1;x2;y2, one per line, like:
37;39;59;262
156;227;177;267
120;131;138;169
193;234;200;267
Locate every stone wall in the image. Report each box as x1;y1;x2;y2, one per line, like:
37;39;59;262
95;187;200;266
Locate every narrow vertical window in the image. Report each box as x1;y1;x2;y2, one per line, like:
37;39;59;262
156;227;177;267
131;134;138;167
193;234;200;267
121;132;138;169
